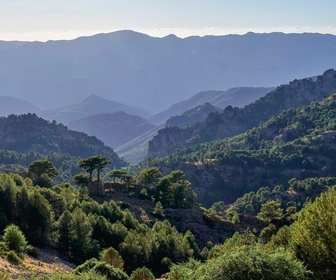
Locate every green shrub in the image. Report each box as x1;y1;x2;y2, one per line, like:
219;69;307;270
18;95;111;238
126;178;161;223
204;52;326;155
153;201;165;218
0;242;7;254
0;271;11;280
195;245;309;280
26;245;39;258
93;262;129;280
3;224;27;253
168;259;202;280
130;266;155;280
171;244;309;280
74;258;99;274
6;250;22;264
139;188;148;199
74;258;129;280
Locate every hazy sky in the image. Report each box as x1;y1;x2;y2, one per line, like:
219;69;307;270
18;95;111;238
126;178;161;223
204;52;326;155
1;0;336;41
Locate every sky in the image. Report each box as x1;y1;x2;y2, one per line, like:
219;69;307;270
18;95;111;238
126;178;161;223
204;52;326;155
1;0;336;41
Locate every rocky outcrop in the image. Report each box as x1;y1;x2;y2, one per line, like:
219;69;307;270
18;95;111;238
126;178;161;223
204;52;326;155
164;208;236;248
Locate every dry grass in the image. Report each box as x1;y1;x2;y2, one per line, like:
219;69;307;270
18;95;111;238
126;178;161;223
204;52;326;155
0;249;74;279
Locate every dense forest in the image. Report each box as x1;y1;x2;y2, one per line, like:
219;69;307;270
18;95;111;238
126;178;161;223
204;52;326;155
1;157;336;279
2;70;336;279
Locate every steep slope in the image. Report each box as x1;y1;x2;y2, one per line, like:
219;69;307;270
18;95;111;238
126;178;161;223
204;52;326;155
0;113;126;167
68;111;155;148
1;31;336;112
0;96;40;116
116;87;273;163
115;124;164;164
39;94;148;125
165;103;221;128
149;69;336;157
156;89;336;206
149;87;274;124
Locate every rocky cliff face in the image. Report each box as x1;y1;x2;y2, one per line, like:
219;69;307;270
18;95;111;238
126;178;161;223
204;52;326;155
148;126;196;158
148;69;336;158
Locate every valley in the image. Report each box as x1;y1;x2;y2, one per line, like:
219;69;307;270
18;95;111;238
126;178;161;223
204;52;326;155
1;31;336;279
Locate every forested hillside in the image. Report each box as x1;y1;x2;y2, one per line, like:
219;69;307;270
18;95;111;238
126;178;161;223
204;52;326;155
149;69;336;157
0;113;126;183
2;66;336;279
0;113;123;160
153;87;336;206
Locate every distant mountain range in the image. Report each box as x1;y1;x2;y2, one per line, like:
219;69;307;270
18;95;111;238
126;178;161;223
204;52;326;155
34;86;271;163
1;31;336;113
38;94;149;125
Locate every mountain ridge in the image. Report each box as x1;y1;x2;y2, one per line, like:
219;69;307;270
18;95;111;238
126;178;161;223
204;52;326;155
149;69;336;157
148;87;274;124
38;94;149;125
1;31;336;112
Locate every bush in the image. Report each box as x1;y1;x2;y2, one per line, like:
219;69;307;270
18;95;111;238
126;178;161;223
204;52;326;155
0;271;11;280
3;224;27;253
194;245;309;280
172;244;309;280
74;258;99;274
139;188;148;199
26;245;39;258
168;259;202;280
74;258;129;280
290;187;336;279
130;266;155;280
93;262;129;280
153;202;165;218
6;250;22;264
0;242;7;254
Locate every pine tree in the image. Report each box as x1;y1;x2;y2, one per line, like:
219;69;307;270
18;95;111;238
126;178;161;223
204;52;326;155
290;188;336;278
100;247;124;270
57;210;74;257
153;201;164;217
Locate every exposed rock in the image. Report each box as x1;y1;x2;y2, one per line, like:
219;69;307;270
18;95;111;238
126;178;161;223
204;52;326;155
164;208;236;248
